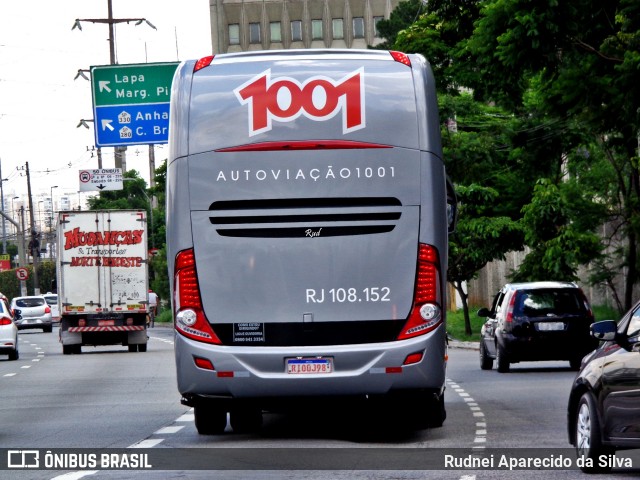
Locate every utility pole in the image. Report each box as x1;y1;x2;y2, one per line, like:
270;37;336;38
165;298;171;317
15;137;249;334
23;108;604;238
25;162;40;294
72;0;156;172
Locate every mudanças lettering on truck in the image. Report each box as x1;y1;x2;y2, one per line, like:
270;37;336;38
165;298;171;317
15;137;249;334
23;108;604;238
167;49;457;435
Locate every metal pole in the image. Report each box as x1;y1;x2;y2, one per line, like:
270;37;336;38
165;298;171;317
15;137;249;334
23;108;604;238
0;158;6;254
25;162;40;295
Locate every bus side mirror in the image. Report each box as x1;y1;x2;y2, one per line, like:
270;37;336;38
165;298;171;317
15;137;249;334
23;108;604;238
446;178;457;234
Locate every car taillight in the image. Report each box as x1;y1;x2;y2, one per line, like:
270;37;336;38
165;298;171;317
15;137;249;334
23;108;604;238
0;318;11;326
397;244;443;340
174;248;222;344
45;306;51;314
505;293;517;324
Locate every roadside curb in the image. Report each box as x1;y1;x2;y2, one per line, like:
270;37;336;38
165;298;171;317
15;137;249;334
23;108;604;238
448;339;480;350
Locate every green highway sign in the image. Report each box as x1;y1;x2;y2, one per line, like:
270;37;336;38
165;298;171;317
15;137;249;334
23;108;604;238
90;62;179;147
91;62;179;107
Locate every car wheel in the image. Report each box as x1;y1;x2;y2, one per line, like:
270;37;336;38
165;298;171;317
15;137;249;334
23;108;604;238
575;393;613;473
44;326;53;333
194;403;228;435
479;341;493;370
8;348;19;361
496;344;510;373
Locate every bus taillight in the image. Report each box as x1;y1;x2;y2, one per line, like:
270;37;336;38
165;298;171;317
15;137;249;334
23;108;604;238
174;248;222;344
397;244;442;340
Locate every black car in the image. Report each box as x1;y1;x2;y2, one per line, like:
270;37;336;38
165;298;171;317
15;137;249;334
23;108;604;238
567;303;640;472
478;281;597;372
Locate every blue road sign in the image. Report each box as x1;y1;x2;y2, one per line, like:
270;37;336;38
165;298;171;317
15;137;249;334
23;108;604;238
94;103;170;147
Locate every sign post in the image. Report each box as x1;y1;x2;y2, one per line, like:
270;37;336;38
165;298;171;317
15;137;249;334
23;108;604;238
91;62;179;147
16;267;28;296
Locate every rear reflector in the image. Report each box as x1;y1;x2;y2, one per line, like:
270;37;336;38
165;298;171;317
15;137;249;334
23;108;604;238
403;352;424;365
194;357;214;371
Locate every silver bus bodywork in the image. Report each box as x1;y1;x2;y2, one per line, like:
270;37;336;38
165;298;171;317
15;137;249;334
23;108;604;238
167;49;452;434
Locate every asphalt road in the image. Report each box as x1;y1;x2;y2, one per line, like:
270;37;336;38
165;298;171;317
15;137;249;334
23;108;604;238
1;327;639;479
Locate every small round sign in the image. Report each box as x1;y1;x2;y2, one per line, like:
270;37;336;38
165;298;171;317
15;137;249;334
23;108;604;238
16;267;29;281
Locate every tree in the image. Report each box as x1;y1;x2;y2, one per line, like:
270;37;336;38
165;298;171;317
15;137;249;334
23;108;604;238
449;185;523;334
466;0;640;309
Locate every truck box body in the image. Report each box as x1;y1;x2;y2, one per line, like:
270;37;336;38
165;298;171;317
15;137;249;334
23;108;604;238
57;210;149;354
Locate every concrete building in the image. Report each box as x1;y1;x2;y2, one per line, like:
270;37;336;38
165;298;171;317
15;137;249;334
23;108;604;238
208;0;400;53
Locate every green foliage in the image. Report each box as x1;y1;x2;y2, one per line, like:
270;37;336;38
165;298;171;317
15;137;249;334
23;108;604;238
0;261;56;299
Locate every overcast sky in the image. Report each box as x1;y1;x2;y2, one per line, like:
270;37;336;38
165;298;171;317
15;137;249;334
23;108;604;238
0;0;212;205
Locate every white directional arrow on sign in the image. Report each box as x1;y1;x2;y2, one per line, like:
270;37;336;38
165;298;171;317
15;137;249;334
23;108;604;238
99;80;111;93
101;119;114;131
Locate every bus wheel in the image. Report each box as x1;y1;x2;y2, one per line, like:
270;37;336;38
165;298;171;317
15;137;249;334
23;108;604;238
230;405;263;433
194;403;227;435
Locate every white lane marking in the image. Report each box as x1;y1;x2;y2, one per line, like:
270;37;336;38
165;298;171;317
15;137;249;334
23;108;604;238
154;425;184;434
129;438;164;448
51;472;98;480
176;411;195;422
447;378;487;447
3;373;17;377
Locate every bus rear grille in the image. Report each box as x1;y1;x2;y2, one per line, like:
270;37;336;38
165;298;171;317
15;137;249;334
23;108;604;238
209;197;402;238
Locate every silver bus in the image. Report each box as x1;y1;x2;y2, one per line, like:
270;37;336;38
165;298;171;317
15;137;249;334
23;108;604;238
167;49;456;434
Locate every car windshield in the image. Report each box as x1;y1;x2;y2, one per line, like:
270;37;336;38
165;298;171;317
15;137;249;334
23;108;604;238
515;289;582;317
44;296;57;306
15;298;45;308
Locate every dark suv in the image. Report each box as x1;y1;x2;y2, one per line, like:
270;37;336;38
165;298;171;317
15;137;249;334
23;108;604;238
478;281;597;372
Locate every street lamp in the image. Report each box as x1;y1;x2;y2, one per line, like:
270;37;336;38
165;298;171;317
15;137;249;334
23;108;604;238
50;186;58;231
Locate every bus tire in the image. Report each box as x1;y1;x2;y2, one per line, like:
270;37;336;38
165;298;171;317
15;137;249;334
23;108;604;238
194;403;227;435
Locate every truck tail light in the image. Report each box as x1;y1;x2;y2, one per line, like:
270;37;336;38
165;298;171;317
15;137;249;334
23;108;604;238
397;244;443;340
174;248;221;344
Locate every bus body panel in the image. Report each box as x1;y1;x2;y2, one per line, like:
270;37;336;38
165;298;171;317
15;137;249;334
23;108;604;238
167;50;450;426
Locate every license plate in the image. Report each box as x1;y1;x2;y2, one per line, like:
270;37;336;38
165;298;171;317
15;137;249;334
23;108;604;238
537;322;564;331
286;357;333;374
98;319;115;326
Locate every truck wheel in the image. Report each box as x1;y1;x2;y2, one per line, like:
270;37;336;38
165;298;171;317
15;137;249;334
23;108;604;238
63;345;73;355
128;344;138;352
74;345;82;354
194;404;227;435
138;343;147;352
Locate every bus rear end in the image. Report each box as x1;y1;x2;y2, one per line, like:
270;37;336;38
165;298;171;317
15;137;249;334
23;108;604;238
167;49;452;434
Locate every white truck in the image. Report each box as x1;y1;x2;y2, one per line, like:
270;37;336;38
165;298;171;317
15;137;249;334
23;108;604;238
57;210;150;354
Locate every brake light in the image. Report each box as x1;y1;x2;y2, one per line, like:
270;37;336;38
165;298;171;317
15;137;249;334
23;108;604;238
397;244;443;340
505;293;517;323
45;306;51;314
390;51;411;67
174;248;221;344
0;318;11;326
194;55;215;73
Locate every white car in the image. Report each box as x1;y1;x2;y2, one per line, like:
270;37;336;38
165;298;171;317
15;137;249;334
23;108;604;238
43;293;60;323
0;298;18;360
11;296;53;333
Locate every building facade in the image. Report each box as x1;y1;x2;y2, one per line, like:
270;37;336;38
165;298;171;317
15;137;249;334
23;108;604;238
209;0;400;53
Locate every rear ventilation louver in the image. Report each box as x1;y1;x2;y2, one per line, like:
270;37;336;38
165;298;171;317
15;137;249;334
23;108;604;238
209;197;402;238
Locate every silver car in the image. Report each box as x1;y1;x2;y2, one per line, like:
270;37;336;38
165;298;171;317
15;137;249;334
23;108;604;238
43;293;60;323
11;296;53;333
0;298;18;360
